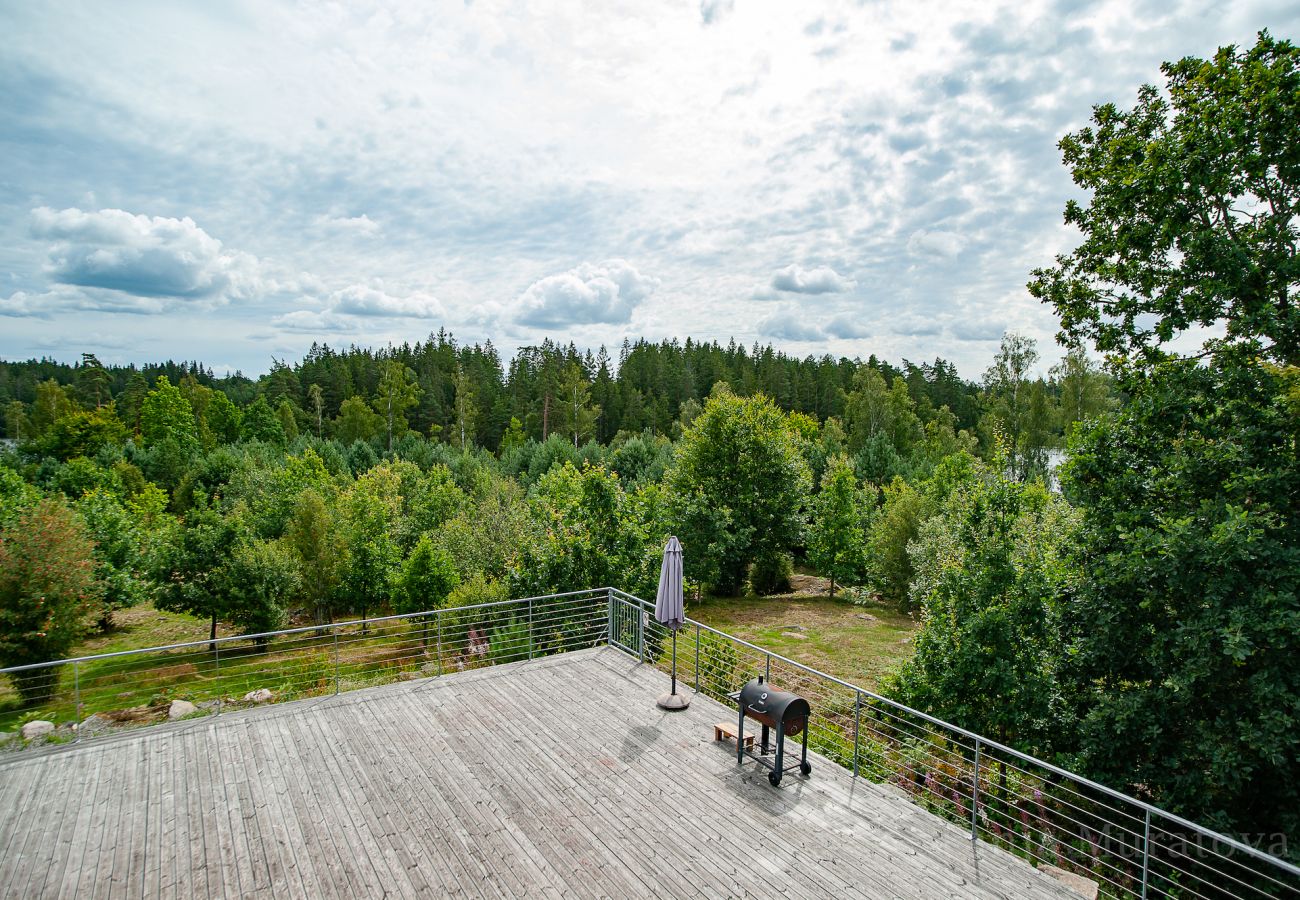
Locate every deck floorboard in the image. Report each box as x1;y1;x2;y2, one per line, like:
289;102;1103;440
0;647;1076;899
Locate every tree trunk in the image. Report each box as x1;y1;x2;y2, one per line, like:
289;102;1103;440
829;576;837;599
209;614;218;655
542;393;550;440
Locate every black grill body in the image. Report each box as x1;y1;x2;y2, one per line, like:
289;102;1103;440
731;677;812;787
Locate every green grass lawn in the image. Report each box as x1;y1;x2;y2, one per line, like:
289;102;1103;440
2;588;916;734
686;591;917;691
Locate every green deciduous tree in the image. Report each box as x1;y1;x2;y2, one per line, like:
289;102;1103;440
240;396;284;444
396;536;459;614
980;333;1054;481
222;538;298;646
1049;348;1113;437
36;407;127;461
338;467;402;625
0;499;103;703
157;502;243;650
75;488;156;629
29;379;77;438
1062;361;1300;841
891;460;1078;756
552;362;600;450
373;360;422;452
808;455;870;598
1031;33;1300;841
1030;32;1300;369
452;363;478;452
284;489;348;627
140;376;199;452
665;390;811;594
333;396;382;445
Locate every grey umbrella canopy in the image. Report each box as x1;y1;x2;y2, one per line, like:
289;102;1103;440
654;536;685;631
655;536;689;710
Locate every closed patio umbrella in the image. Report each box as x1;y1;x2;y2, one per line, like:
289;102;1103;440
655;536;689;710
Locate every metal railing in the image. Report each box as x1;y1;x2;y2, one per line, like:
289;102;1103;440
0;588;610;741
2;586;1297;898
605;589;1300;900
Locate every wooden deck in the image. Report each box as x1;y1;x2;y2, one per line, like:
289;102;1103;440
0;647;1076;898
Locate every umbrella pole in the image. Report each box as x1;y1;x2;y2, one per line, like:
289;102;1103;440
657;625;690;710
671;629;678;696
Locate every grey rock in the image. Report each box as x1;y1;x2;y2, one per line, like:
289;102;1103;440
168;699;198;720
243;688;274;704
77;714;113;739
21;720;55;740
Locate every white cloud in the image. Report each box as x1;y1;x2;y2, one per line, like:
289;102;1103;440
330;284;442;318
314;213;380;236
515;260;658;328
30;207;257;301
3;1;1288;376
823;314;871;339
907;230;964;259
270;310;355;333
758;307;826;342
769;264;855;295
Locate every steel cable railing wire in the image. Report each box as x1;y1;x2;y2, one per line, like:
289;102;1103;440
607;590;1300;899
4;587;1298;898
0;588;611;738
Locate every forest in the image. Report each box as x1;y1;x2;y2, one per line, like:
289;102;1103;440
1;32;1297;859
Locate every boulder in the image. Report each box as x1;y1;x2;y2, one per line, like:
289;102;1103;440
1039;864;1099;900
243;688;274;704
21;720;55;740
168;699;198;720
77;714;113;739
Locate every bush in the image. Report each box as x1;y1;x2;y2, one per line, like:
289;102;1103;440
748;552;793;595
698;631;740;698
0;499;103;704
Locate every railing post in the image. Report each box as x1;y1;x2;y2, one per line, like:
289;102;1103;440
215;641;222;717
1141;809;1151;899
765;653;771;683
693;622;700;694
528;597;534;660
436;609;443;676
333;627;341;696
606;588;613;646
971;738;981;841
73;662;81;743
852;690;861;778
638;605;645;664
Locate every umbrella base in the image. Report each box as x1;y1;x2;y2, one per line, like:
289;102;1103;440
657;692;691;711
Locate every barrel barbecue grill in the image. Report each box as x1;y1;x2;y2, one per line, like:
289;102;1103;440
730;677;812;787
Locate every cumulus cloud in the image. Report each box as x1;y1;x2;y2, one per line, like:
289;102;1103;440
758;307;826;342
330;284;442;318
0;285;173;318
769;264;855;295
823;314;872;339
270;310;355;333
515;260;658;328
31;207;255;300
271;283;445;333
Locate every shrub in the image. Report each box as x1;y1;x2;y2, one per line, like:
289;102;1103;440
0;499;103;704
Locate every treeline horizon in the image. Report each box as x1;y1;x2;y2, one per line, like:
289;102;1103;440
1;331;1090;455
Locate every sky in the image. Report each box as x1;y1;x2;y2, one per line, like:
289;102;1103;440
1;0;1295;380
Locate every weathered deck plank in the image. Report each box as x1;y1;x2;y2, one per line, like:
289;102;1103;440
0;647;1076;899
